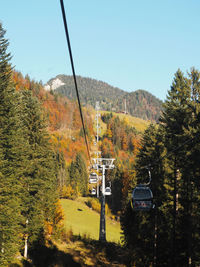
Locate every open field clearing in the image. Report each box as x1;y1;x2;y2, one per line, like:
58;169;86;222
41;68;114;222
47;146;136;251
61;198;122;244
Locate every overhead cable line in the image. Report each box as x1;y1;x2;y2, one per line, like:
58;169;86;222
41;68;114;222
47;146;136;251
59;0;91;163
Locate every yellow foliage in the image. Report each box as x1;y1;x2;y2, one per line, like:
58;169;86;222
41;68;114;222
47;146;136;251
105;203;111;216
86;198;111;216
62;184;75;199
54;199;65;228
44;221;53;240
106;127;112;139
44;200;65;239
122;117;129;125
86;198;101;213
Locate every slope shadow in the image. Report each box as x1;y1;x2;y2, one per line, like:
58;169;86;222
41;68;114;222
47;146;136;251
24;242;81;267
70;235;130;266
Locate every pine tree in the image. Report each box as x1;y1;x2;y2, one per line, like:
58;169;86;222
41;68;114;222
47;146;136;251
182;68;200;265
69;152;88;197
121;68;200;265
18;90;58;256
160;69;193;265
159;68;200;265
121;123;172;266
0;23;29;265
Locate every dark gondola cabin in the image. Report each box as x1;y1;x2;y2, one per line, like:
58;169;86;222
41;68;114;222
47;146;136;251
132;184;153;211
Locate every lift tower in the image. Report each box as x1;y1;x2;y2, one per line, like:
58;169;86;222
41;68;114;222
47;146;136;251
95;102;101;198
92;102;115;242
92;158;115;242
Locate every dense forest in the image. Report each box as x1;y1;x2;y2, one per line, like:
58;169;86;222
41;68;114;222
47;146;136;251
1;20;200;267
46;74;163;121
121;68;200;266
0;24;61;265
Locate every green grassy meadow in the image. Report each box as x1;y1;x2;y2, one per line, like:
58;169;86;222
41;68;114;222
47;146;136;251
61;198;122;243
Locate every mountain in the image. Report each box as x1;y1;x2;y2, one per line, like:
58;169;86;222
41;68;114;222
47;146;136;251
44;75;163;121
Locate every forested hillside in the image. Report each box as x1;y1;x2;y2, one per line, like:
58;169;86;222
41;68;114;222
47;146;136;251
4;71;142;265
2;19;200;266
3;65;145;264
45;75;163;121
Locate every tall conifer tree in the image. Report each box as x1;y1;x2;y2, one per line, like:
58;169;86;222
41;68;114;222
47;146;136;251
0;23;28;265
19;90;58;256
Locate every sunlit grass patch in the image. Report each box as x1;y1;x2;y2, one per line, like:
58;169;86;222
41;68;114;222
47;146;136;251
61;198;122;243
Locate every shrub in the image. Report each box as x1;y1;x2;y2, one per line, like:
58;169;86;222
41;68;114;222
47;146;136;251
105;203;111;216
86;198;112;216
61;185;76;199
86;198;101;213
61;228;74;243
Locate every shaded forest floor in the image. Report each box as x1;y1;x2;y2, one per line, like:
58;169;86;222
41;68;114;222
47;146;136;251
21;236;130;267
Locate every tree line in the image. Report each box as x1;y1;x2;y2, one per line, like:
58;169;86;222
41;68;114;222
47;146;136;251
0;23;63;266
121;68;200;266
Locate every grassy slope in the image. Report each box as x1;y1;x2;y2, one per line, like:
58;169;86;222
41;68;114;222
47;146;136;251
99;110;150;133
21;198;128;266
61;198;122;244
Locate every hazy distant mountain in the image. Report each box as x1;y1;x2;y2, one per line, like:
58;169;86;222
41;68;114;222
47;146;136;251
45;75;163;121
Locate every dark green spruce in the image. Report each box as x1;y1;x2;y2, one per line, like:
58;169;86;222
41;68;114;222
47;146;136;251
0;23;59;265
0;22;29;266
121;68;200;266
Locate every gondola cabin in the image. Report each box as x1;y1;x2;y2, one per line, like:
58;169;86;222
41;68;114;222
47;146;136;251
132;184;153;211
105;187;111;196
89;172;98;184
91;188;96;195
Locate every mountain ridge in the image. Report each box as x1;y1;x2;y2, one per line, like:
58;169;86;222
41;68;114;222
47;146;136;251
45;74;163;121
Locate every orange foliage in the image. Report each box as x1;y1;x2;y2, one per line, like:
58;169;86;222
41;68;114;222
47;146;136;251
12;71;31;91
50;132;88;165
54;200;65;226
106;126;112;139
118;150;129;162
122;170;136;199
43;94;72;131
101;138;114;157
67;138;87;163
121;134;128;151
44;221;53;240
131;137;141;156
72;109;82;129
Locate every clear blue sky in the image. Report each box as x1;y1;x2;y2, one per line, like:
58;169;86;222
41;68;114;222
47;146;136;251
1;0;200;100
